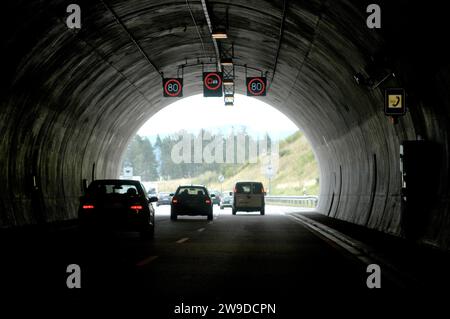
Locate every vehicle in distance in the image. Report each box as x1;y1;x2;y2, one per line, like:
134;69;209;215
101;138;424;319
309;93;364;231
170;185;214;221
78;179;158;238
220;192;233;209
209;190;222;206
147;187;157;198
232;181;266;215
157;192;172;206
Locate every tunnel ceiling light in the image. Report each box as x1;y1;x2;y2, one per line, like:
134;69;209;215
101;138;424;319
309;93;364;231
225;95;234;103
221;58;233;66
212;30;228;39
223;79;234;86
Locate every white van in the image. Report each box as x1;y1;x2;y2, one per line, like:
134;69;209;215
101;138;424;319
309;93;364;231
232;181;266;215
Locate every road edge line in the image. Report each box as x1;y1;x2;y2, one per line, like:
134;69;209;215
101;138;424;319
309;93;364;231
287;213;416;289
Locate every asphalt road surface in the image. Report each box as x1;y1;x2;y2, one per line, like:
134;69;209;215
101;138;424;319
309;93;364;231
2;205;403;316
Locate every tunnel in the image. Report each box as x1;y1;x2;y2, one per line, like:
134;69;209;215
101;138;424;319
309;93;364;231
1;0;450;252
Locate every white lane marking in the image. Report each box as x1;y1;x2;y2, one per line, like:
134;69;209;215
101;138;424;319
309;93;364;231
286;213;412;288
176;237;190;244
287;214;372;263
197;227;206;232
136;255;159;267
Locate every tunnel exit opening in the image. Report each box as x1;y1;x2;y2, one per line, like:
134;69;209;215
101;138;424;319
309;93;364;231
119;93;320;209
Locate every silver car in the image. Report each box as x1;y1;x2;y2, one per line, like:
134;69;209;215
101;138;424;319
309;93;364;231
220;193;233;209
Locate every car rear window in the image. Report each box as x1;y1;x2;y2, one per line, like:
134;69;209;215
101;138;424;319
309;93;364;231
235;183;264;194
88;182;140;196
177;187;207;196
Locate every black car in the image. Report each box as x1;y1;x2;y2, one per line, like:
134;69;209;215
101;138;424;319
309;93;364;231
170;185;214;221
78;179;158;238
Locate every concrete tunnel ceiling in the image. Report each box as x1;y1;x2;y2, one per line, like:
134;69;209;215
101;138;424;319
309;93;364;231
1;1;450;249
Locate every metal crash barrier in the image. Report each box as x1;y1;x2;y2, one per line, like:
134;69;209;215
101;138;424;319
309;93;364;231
264;196;318;208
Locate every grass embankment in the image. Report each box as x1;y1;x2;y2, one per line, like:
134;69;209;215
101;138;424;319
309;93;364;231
156;131;319;195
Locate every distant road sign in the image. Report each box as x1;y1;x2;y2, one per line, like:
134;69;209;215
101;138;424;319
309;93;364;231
163;78;183;97
384;88;406;116
265;164;274;178
203;72;223;97
218;175;224;183
247;77;267;96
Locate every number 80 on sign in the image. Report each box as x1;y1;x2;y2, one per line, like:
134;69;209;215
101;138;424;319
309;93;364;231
246;77;267;96
163;78;183;97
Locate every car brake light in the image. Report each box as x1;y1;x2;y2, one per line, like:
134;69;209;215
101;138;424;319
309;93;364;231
130;205;143;210
82;205;95;209
172;198;178;204
205;198;211;204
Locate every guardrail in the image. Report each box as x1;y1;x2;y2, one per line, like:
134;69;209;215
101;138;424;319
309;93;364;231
265;195;318;208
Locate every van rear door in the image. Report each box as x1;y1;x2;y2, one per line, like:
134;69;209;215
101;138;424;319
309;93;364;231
234;182;264;209
250;183;264;208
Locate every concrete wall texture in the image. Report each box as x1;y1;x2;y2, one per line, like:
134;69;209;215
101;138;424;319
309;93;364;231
0;1;449;249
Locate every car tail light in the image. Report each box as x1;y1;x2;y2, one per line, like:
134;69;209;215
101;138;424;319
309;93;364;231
172;198;178;204
130;205;143;210
82;205;95;209
205;198;211;204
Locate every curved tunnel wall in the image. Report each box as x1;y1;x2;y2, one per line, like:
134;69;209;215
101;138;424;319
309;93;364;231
0;0;449;249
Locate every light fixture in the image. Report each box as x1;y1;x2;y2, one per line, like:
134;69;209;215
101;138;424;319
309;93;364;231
224;95;234;103
223;79;234;86
221;58;233;66
212;29;228;39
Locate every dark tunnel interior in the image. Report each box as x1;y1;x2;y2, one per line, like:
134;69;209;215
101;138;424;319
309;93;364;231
1;0;450;254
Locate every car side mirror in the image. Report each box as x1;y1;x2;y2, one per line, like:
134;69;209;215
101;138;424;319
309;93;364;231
264;192;267;196
229;192;233;196
149;196;158;203
169;193;174;197
211;194;215;197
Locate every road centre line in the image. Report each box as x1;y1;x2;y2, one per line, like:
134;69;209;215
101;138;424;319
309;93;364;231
136;255;159;267
176;237;190;244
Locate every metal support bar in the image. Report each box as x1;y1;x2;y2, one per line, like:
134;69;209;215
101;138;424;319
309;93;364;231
177;60;266;75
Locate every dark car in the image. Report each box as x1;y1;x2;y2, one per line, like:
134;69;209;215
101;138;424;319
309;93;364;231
78;179;158;238
209;190;222;206
170;185;214;221
156;192;172;206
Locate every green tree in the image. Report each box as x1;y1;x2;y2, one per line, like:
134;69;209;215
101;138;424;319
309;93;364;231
122;135;159;181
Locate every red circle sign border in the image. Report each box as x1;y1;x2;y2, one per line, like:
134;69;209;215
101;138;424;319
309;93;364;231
204;73;222;90
247;78;266;96
164;79;182;97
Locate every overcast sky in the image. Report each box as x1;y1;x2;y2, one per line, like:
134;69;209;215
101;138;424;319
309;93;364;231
137;94;299;140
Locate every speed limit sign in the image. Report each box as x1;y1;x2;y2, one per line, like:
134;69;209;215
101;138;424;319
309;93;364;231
163;78;183;97
246;77;267;96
